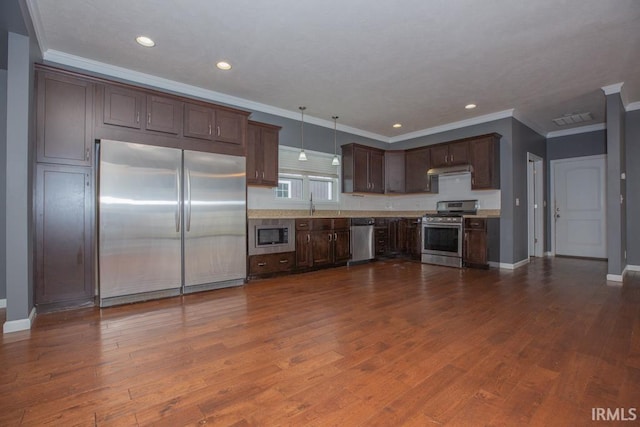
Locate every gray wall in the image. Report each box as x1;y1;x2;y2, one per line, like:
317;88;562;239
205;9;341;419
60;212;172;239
605;93;626;276
512;119;546;262
0;68;7;301
545;130;607;251
247;110;388;154
5;32;32;321
626;109;640;265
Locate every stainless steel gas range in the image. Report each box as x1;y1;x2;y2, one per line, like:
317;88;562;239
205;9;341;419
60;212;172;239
421;200;478;268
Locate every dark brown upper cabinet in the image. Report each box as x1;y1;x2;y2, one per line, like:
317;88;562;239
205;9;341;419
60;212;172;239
184;103;247;147
384;150;405;194
102;84;144;130
405;146;437;193
342;143;385;194
183;103;215;140
430;140;470;168
145;95;182;135
247;121;280;187
469;134;501;189
36;70;94;166
215;109;246;145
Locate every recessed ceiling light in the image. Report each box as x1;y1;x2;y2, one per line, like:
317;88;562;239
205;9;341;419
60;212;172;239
135;36;155;47
393;123;402;128
465;103;477;110
216;61;232;71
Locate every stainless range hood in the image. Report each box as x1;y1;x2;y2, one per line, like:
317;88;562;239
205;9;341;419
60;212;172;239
427;164;474;176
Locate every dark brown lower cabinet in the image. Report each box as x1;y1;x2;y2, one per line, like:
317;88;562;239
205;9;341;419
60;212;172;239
295;218;350;270
248;252;295;278
397;218;422;260
463;217;489;268
35;164;93;309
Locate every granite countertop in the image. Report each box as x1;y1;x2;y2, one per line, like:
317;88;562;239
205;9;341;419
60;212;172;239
248;209;500;219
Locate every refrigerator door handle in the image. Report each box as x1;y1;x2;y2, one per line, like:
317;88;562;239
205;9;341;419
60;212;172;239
175;168;181;232
186;168;192;232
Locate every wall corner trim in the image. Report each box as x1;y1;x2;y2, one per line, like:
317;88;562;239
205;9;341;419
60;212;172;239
0;299;6;308
601;82;624;95
606;265;629;283
492;258;530;270
627;101;640;112
2;307;36;333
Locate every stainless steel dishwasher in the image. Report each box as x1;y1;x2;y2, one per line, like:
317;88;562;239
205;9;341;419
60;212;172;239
349;218;375;265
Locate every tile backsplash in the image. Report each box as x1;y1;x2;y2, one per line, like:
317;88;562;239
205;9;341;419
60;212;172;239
248;173;500;213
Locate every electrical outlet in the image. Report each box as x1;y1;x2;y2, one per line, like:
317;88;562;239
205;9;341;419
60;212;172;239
515;198;520;206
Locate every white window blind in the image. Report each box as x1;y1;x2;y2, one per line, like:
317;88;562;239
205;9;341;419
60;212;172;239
278;146;340;178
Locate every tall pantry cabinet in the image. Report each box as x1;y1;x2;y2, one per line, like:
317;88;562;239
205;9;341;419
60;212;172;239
34;68;95;310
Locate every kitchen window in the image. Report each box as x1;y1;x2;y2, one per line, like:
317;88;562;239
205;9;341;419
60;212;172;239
275;147;340;204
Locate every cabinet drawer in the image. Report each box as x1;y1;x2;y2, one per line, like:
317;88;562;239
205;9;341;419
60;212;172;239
249;252;295;276
464;217;486;230
296;219;311;230
332;218;349;230
312;218;333;231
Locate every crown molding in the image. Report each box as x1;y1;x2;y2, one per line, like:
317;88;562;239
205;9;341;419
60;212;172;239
601;82;624;95
511;111;546;137
388;109;514;143
25;0;48;53
43;50;391;142
546;123;606;139
627;101;640;112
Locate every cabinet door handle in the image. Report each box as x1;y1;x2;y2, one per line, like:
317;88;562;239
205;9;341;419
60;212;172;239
257;262;267;267
262;171;265;179
307;234;310;242
255;170;258;178
85;147;90;161
216;126;221;137
136;111;140;123
451;154;454;163
334;233;337;241
208;124;212;135
279;259;289;264
299;223;308;228
329;233;332;241
147;112;151;124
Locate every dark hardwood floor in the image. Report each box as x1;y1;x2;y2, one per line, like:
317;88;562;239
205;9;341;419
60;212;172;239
1;257;639;426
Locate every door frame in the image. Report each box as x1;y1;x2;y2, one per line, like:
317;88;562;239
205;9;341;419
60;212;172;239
549;154;607;256
527;153;544;258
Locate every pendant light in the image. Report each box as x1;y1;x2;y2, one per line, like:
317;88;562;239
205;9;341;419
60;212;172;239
331;115;340;166
298;106;307;161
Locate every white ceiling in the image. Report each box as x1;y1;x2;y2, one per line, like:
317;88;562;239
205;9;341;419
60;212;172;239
26;0;640;141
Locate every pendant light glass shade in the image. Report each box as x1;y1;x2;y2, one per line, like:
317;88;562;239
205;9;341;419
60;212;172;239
298;106;307;161
331;115;340;166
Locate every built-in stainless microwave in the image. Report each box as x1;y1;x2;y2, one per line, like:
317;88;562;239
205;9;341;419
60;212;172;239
248;219;296;255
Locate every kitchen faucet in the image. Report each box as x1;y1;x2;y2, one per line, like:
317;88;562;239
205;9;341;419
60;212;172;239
309;192;315;216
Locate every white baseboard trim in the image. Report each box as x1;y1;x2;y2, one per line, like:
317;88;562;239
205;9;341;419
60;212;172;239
544;252;554;257
3;307;36;333
606;274;624;283
0;299;6;308
490;258;530;270
626;265;640;272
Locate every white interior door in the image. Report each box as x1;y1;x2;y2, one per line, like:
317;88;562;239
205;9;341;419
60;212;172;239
528;154;544;257
552;155;606;258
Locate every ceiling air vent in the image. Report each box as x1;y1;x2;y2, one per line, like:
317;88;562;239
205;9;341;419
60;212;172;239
552;112;593;126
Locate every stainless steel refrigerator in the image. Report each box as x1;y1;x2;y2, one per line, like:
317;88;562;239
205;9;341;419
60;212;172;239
98;139;246;307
